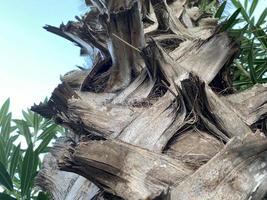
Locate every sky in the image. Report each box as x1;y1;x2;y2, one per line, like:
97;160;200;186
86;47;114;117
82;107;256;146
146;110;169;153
0;0;266;118
0;0;87;117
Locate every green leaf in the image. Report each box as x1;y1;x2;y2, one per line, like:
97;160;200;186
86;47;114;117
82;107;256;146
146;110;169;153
251;26;267;50
40;119;52;130
33;113;41;135
1;113;12;142
220;8;241;32
231;0;267;49
215;1;227;19
22;110;33;127
248;42;257;83
0;161;13;191
17;153;23;181
5;140;14;161
14;120;32;145
244;0;248;11
8;135;19;144
254;59;267;65
4;135;19;162
257;8;267;26
39;147;53;154
228;24;248;38
256;61;267;79
21;143;38;197
36;192;49;200
233;81;253;87
231;0;250;22
9;144;21;178
249;0;258;16
35;126;57;154
9;126;17;134
0;99;10;124
38;124;58;140
0;193;16;200
0;136;7;165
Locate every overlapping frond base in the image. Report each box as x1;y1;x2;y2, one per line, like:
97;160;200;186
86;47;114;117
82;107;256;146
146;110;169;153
32;0;267;199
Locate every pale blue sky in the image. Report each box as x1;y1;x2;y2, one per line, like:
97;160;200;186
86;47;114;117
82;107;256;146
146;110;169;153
0;0;265;117
0;0;87;117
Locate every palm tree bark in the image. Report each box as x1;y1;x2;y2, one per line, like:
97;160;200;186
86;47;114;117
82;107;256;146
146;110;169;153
32;0;267;199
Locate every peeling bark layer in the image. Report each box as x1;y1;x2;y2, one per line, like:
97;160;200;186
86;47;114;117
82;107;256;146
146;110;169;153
36;153;99;200
53;139;193;200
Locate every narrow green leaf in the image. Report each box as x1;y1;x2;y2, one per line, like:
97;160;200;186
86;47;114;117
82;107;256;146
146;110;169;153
1;113;12;142
9;144;21;178
35;127;57;154
38;124;58;140
256;62;267;79
5;140;14;160
17;153;23;181
215;1;227;19
248;42;257;83
233;81;253;87
0;136;7;165
220;8;241;32
249;0;258;16
231;0;250;22
33;113;40;135
8;135;19;144
39;119;52;130
14;120;32;145
258;78;267;83
40;147;53;154
231;0;267;49
0;161;13;191
0;99;10;124
251;26;267;50
257;8;267;26
36;192;49;200
9;126;17;134
21;143;38;197
250;16;255;26
22;110;33;127
0;193;16;200
254;59;267;65
244;0;248;11
228;24;248;38
5;135;19;161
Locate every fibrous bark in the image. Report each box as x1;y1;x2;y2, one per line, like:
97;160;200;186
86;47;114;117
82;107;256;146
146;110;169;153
32;0;267;199
170;133;267;200
36;153;99;200
52;138;193;199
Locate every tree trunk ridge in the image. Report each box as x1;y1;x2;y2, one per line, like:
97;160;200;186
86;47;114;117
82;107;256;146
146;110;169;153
32;0;267;199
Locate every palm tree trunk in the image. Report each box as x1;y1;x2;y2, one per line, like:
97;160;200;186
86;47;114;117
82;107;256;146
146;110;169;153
32;0;267;199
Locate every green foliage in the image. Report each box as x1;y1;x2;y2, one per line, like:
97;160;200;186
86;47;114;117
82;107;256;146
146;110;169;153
200;0;267;90
0;161;13;191
218;0;267;90
214;1;227;19
0;99;64;199
219;8;241;32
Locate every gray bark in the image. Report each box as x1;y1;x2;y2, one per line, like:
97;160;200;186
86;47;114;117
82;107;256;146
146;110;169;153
32;0;267;199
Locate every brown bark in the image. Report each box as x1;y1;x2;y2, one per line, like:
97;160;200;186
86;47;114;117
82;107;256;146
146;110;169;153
170;133;267;200
32;0;267;199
